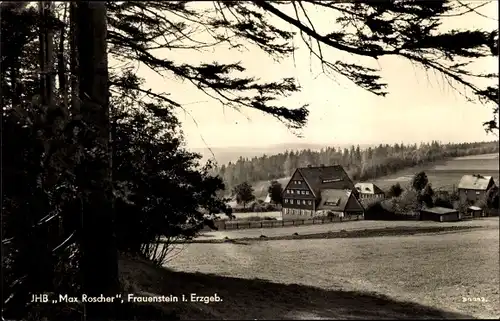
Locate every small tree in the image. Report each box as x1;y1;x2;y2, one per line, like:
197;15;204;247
419;184;435;208
232;182;255;209
391;190;420;216
486;186;499;209
268;180;283;205
388;183;403;198
412;171;429;192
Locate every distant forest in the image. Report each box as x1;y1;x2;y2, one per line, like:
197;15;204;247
215;141;499;191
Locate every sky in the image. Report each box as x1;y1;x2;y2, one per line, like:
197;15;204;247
130;1;499;149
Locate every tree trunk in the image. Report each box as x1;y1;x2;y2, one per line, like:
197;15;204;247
69;1;79;115
75;1;119;319
57;2;69;118
38;2;46;105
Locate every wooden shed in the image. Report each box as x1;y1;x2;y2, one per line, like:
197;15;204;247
420;207;460;222
467;206;483;218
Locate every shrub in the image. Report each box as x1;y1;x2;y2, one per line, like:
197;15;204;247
390;190;420;216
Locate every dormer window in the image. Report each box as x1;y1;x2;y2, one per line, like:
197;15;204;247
325;198;341;206
322;178;341;183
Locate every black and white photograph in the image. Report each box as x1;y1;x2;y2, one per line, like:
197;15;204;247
2;1;499;320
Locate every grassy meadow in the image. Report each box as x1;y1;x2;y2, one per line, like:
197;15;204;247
132;154;499;319
371;153;499;192
157;218;499;319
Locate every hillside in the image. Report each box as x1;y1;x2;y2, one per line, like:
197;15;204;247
242;152;500;200
119;232;483;320
161;219;499;319
218;141;499;197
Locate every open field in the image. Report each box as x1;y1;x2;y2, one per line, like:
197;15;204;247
160;218;499;319
372;153;499;191
121;254;473;320
198;217;498;240
244;153;499;199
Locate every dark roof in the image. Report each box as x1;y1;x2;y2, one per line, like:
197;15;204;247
458;175;494;190
355;183;384;194
317;189;352;211
420;206;458;215
296;165;354;197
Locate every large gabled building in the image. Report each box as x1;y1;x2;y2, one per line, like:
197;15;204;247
457;174;496;205
281;165;364;219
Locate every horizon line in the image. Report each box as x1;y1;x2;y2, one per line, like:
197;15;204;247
188;139;500;150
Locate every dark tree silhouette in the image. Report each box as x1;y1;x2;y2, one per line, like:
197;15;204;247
74;2;119;319
485;185;499;209
233;182;256;208
268;180;284;204
412;171;430;192
419;184;435;208
388;183;404;198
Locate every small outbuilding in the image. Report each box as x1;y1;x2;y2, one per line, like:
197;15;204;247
467;206;483;218
420;206;460;222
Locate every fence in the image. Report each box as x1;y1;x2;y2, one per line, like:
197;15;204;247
204;214;364;231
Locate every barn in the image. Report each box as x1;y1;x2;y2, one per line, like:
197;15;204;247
420;207;460;222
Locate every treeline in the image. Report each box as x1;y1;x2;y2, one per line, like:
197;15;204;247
216;141;499;190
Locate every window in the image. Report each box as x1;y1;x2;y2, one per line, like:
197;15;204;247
475;191;480;195
302;200;306;205
325;198;341;206
291;190;295;194
301;191;305;195
284;199;288;203
308;200;312;205
305;191;309;195
322;178;342;183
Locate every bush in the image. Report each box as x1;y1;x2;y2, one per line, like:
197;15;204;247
388;183;403;198
390;190;420;216
364;200;418;221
